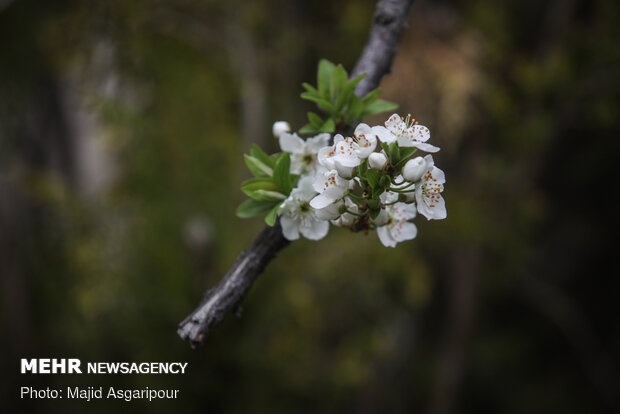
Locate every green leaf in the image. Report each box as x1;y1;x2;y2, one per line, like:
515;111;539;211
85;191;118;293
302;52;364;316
365;169;380;189
394;147;418;171
250;144;276;168
299;123;319;134
236;199;275;218
357;158;368;177
346;95;364;121
241;177;280;192
319;117;335;133
301;92;334;113
335;73;366;112
273;152;292;194
387;141;400;164
264;204;280;226
330;64;348;103
361;99;399;118
307;112;323;128
318;59;335;98
243;188;286;202
361;88;381;106
244;154;273;177
302;82;320;96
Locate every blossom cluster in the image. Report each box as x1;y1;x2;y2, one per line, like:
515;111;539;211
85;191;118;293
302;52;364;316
274;113;446;247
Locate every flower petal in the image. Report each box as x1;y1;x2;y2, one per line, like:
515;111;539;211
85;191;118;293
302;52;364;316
392;221;418;242
280;216;300;240
372;126;396;144
309;193;335;209
377;226;397;247
385;113;405;136
405;124;431;143
306;133;331;152
300;219;329;241
279;133;304;153
315;201;342;220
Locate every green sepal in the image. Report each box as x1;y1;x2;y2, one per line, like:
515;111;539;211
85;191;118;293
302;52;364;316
369;207;381;220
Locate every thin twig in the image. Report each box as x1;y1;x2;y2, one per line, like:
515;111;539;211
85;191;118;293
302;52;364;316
178;0;415;347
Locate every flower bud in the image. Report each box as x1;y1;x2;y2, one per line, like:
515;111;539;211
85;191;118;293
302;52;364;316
402;156;427;182
368;152;388;169
272;121;291;138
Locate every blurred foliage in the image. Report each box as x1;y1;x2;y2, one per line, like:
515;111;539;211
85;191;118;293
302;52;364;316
1;0;619;413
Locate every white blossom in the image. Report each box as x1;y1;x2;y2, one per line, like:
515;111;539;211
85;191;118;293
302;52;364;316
373;113;439;153
415;155;447;220
376;202;418;247
309;169;349;209
317;134;361;178
353;123;377;158
279;176;330;241
279;132;330;175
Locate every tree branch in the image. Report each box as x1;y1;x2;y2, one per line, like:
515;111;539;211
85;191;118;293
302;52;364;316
177;0;415;347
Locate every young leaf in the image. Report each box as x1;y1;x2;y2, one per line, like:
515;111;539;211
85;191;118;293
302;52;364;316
361;88;381;106
319;117;335;133
299;123;319;134
302;82;320;97
394;147;418;171
244;154;273;177
301;92;334;113
387;141;400;164
236;199;275;218
361;99;399;118
335;73;366;112
273;152;292;194
243;188;286;203
264;204;280;226
365;168;380;189
318;59;335;98
307;112;324;128
241;177;280;192
250;144;276;168
330;64;348;103
346;95;364;122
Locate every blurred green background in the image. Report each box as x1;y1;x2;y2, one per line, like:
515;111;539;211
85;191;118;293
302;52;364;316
1;0;619;413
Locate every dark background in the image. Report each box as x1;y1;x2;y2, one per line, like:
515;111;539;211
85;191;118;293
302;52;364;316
1;0;619;412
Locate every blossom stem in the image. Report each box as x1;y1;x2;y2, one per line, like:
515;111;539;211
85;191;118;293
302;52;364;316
345;208;368;217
